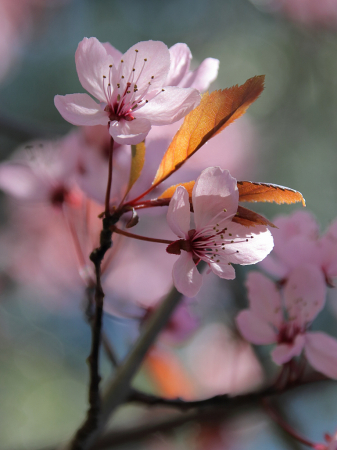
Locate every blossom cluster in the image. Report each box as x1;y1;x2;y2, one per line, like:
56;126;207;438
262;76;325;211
236;211;337;379
0;37;268;312
1;34;337;450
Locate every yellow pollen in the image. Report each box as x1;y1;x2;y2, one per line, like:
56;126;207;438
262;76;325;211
121;60;124;63
135;49;138;52
229;233;232;236
144;58;147;61
109;64;112;68
132;68;135;71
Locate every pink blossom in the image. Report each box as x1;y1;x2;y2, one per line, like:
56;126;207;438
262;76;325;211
54;37;200;145
236;267;337;378
257;0;337;28
166;167;274;297
260;211;337;286
166;43;219;91
142;301;200;345
0;136;81;208
185;323;264;396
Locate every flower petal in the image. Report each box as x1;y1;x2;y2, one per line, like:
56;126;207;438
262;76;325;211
54;94;108;126
102;42;123;61
109;118;151;145
245;272;283;328
172;252;203;297
305;332;337;379
192;167;239;230
167;186;190;238
284;264;326;328
222;222;274;266
0;162;50;201
75;37;115;102
135;86;200;125
166;43;191;86
272;333;306;365
179;57;220;92
121;40;170;92
209;260;236;279
236;310;278;345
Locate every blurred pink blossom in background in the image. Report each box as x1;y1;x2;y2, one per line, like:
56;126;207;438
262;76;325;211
251;0;337;28
237;267;337;378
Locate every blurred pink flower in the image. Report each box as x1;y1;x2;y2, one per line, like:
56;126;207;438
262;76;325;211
0;136;81;207
54;37;200;145
236;267;337;378
257;0;337;28
185;323;264;396
142;300;199;345
260;211;337;286
166;167;274;297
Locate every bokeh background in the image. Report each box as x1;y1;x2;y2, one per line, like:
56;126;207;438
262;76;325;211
1;0;337;449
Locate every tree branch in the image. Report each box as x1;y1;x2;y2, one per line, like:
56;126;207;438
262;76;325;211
60;285;184;450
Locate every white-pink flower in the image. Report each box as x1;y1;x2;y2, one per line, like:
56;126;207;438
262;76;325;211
236;266;337;378
166;43;219;91
260;211;337;287
0;137;80;207
54;37;201;145
166;167;274;297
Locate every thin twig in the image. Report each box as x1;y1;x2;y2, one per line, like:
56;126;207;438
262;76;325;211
262;398;316;448
104;137;114;217
111;225;173;245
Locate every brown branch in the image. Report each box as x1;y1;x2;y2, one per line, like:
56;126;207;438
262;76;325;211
111;225;173;245
66;212;121;450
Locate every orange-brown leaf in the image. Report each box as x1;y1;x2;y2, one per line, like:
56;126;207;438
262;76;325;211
158;180;195;199
233;206;277;228
238;181;305;206
145;348;195;399
153;76;265;187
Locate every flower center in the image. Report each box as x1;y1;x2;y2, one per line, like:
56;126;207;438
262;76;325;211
277;323;301;345
101;49;165;123
50;185;69;207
